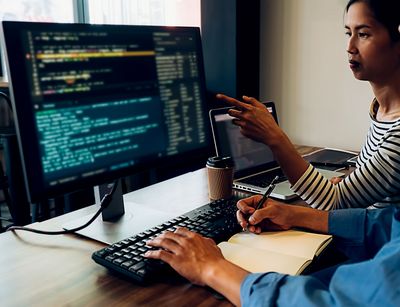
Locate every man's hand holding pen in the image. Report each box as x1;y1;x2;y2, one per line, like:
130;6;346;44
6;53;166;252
237;176;292;233
236;199;293;234
236;196;329;234
240;176;278;232
236;196;293;233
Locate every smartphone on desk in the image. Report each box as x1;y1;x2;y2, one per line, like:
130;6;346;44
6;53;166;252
346;156;358;167
304;148;358;169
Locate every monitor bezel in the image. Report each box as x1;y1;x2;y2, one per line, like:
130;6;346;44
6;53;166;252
1;21;212;203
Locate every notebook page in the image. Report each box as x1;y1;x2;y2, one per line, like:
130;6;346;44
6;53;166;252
227;230;332;260
218;241;309;275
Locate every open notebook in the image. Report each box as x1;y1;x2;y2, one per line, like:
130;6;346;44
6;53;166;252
218;230;332;275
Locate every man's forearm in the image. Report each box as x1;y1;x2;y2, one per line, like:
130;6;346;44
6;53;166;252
288;205;329;234
204;259;249;306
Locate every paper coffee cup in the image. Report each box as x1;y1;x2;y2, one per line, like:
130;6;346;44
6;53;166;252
206;156;234;200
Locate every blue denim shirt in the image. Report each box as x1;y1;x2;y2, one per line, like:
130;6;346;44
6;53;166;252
240;207;400;306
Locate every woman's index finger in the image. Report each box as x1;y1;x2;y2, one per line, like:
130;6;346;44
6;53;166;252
216;93;250;110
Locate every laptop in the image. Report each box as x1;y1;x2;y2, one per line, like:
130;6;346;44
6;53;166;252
209;102;343;200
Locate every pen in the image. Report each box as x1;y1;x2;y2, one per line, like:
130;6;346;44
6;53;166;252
255;175;280;210
243;175;279;231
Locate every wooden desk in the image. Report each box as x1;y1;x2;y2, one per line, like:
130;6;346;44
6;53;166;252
0;145;345;306
0;168;234;307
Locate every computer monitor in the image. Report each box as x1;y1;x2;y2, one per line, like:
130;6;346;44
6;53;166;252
1;21;211;241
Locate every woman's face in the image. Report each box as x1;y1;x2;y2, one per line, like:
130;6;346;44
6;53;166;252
345;2;400;83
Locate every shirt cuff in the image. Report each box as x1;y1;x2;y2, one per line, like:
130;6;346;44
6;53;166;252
291;164;315;192
328;208;366;243
240;272;286;305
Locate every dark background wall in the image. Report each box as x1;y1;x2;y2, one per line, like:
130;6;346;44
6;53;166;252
201;0;260;108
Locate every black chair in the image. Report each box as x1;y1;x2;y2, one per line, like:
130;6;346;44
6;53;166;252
0;91;15;230
0;92;31;229
0;154;12;231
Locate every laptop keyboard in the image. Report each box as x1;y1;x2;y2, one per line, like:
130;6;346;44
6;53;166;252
92;198;241;284
240;169;287;188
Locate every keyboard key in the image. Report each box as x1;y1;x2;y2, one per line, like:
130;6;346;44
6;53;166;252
121;260;135;269
131;261;146;271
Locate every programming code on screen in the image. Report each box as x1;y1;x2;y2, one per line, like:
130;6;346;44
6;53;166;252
22;28;206;186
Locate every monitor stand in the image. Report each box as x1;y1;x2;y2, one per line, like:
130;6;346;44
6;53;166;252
96;180;125;222
62;180;173;245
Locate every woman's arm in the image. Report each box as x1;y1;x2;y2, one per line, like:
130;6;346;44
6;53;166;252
293;126;400;209
218;94;400;210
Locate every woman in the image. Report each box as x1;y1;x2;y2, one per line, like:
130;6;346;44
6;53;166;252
218;0;400;210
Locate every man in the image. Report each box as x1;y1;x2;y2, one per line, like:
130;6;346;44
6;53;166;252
146;198;400;306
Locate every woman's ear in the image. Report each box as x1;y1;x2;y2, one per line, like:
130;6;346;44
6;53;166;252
397;25;400;56
397;25;400;55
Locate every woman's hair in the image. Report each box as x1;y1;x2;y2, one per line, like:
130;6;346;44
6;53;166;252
346;0;400;43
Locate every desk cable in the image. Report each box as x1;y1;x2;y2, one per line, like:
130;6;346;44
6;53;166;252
6;180;118;235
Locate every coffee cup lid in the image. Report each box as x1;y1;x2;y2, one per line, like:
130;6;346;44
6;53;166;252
206;156;234;168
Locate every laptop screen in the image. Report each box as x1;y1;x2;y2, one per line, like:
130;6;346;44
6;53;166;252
210;102;279;175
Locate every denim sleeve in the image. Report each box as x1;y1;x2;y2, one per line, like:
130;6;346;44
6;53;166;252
241;272;341;307
239;209;399;306
328;207;394;260
240;237;400;307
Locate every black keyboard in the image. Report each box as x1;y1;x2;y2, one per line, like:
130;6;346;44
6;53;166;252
92;198;241;284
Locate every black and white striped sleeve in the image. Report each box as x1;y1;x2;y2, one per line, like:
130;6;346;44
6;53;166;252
291;126;400;210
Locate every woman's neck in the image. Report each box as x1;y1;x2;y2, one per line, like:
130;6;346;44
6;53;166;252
371;73;400;122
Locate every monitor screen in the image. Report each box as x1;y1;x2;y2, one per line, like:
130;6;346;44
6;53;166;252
1;21;211;203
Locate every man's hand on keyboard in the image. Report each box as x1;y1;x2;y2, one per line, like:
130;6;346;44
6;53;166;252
145;227;249;306
145;227;224;286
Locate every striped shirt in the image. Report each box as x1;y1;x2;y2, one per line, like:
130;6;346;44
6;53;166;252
292;100;400;210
